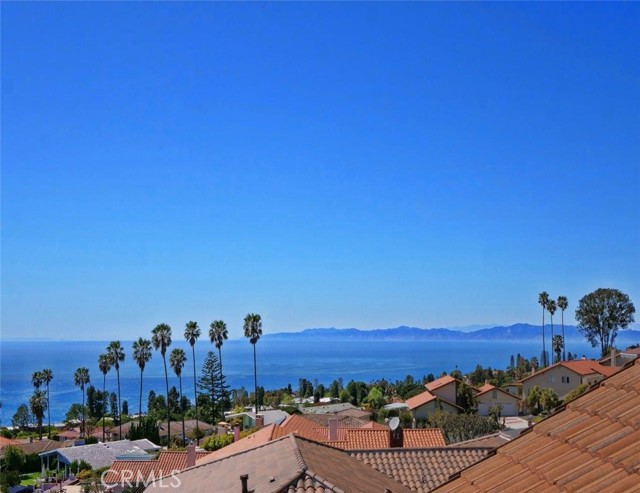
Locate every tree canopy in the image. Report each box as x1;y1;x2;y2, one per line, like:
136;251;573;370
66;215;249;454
575;288;636;357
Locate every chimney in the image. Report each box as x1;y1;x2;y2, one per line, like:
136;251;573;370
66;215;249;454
328;417;339;441
255;414;264;429
186;444;196;468
611;347;617;367
29;436;33;443
240;474;252;493
390;425;403;448
234;426;241;442
582;355;587;360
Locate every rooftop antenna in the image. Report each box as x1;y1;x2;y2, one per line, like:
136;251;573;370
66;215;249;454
389;417;400;431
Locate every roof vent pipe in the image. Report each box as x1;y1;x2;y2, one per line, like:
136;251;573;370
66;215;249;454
240;474;252;493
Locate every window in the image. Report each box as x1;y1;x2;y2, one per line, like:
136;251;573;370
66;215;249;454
561;376;571;384
547;375;556;383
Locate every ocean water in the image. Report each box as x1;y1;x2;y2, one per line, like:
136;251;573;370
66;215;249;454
0;338;600;424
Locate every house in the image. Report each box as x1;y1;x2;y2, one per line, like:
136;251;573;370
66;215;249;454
432;358;640;493
224;409;289;429
599;346;640;367
39;439;159;478
520;359;620;400
474;383;521;417
500;383;521;396
143;433;414;493
0;439;63;459
0;436;20;453
406;390;462;422
426;375;459;403
57;428;80;442
299;402;370;419
104;446;210;493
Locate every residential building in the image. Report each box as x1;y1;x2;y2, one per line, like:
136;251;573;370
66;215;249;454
406;390;462;421
432;358;640;492
426;375;459;404
224;409;289;429
474;383;521;417
600;346;640;367
520;359;620;400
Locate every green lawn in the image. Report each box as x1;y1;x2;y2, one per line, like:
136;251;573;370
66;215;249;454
21;472;41;486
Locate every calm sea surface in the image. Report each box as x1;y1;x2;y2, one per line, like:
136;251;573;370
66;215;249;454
0;338;600;424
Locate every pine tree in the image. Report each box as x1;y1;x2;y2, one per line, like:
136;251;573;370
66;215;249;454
197;351;228;425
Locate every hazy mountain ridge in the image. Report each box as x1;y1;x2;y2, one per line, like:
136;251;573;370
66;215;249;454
264;323;640;342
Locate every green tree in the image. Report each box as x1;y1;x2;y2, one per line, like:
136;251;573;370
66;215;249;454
552;334;564;364
12;404;30;430
170;348;187;444
363;387;386;410
547;298;557;358
526;386;542;415
575;288;636;357
243;313;262;412
126;415;160;444
152;323;173;445
538;292;550;367
339;389;351;403
30;390;47;440
97;353;112;442
426;411;500;444
209;320;229;414
557;296;569;361
132;337;153;426
122;400;129;416
184;321;201;443
1;445;25;489
41;369;53;438
539;387;559;413
564;383;589;403
106;341;126;440
31;371;43;390
456;382;478;413
197;351;228;424
73;367;90;437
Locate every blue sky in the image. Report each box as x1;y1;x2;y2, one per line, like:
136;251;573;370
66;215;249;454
2;3;638;340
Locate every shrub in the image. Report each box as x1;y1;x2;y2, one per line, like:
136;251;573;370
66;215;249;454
201;433;233;451
426;411;500;445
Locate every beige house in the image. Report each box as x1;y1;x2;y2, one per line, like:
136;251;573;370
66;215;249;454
425;375;458;403
406;389;461;422
521;360;620;400
474;383;521;417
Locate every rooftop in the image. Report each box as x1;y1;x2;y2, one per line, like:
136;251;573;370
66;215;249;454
426;375;457;392
40;439;158;470
432;359;640;493
104;449;210;484
520;359;621;382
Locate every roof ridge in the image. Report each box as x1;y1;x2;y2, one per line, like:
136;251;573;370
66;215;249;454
288;433;308;472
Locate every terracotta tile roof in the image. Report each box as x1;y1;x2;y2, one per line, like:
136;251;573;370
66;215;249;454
58;428;80;439
475;384;494;394
277;414;328;443
351;448;494;493
327;428;446;450
4;439;63;456
426;375;457;392
432;359;640;493
144;433;413;493
196;424;279;466
0;436;20;449
407;390;438;410
302;413;386;429
104;450;210;484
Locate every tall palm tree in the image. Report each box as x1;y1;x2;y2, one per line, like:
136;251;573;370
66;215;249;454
98;354;112;442
107;341;126;440
170;348;187;444
31;371;44;390
41;369;53;438
243;313;262;413
547;299;557;363
184;321;201;443
30;390;48;441
209;320;228;416
152;323;172;446
557;296;569;361
538;292;550;367
73;367;90;438
552;334;564;364
132;338;153;426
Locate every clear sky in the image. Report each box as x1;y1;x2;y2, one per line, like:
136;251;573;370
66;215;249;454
2;2;639;340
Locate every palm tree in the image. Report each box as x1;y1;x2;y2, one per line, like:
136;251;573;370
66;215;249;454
98;354;112;442
243;313;262;413
31;371;44;390
184;321;201;443
30;390;48;441
41;369;53;438
170;348;187;444
538;292;550;367
557;296;569;361
209;320;228;417
107;341;126;440
152;323;172;446
547;299;557;363
132;338;153;426
73;367;90;438
552;334;564;364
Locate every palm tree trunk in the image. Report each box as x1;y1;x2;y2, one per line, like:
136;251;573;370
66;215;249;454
117;368;122;440
541;308;546;367
82;387;86;439
192;345;199;445
253;343;258;413
218;347;224;418
163;355;171;446
47;383;51;439
139;368;144;426
550;317;554;363
179;376;185;445
562;311;566;361
102;374;106;442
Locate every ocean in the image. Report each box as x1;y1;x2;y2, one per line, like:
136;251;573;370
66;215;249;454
0;338;600;424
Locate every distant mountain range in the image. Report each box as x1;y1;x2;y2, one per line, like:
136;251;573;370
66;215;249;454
264;323;640;342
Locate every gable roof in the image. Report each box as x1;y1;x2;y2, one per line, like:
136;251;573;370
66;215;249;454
276;414;327;442
144;433;413;493
350;448;494;493
432;359;640;493
196;424;280;466
520;359;620;383
104;450;210;484
426;375;457;392
406;390;438;410
474;384;521;401
1;439;63;457
42;440;153;470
